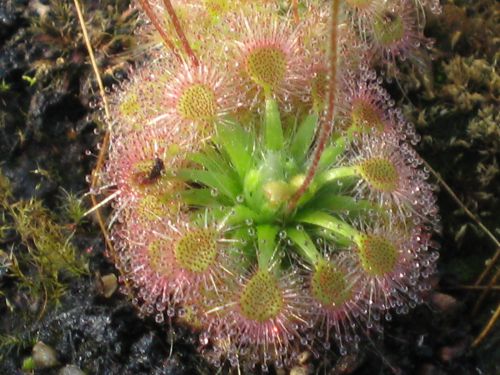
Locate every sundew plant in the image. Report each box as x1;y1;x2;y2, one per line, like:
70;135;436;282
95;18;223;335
96;0;442;371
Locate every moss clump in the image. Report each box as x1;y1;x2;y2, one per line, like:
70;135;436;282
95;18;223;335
0;170;87;315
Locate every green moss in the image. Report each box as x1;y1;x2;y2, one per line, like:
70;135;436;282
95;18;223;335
58;189;87;225
0;169;88;316
0;333;36;363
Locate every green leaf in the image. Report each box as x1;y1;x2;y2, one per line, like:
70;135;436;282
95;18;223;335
265;98;284;151
304;192;375;214
290;113;318;165
295;210;360;242
180;188;230;207
227;205;262;226
317;136;346;172
177;169;240;200
217;121;254;179
257;225;279;268
189;149;228;174
315;165;358;187
286;227;320;264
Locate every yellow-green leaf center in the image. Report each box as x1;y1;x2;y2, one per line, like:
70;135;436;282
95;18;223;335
240;270;283;322
358;157;399;192
177;84;217;121
246;46;287;91
351;99;385;133
175;228;218;273
373;12;405;46
358;235;399;276
311;260;352;307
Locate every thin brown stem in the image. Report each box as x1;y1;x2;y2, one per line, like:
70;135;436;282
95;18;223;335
163;0;199;66
89;133;114;253
422;158;500;312
73;0;114;258
137;0;181;61
443;285;500;291
73;0;110;120
73;0;130;297
472;303;500;347
288;0;340;212
422;159;500;249
292;0;300;24
472;267;499;316
474;248;500;287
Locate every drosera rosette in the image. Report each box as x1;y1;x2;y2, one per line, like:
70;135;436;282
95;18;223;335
350;219;440;322
365;1;434;71
315;132;437;224
229;10;310;108
103;126;191;230
336;65;418;141
114;210;241;323
95;0;443;371
299;246;370;355
201;261;311;371
161;61;237;139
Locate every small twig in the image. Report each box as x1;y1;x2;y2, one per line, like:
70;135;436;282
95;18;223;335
288;0;340;212
472;303;500;348
474;249;500;287
72;0;120;269
137;0;181;61
73;0;110;120
162;0;199;66
83;189;120;217
422;159;500;249
443;285;500;291
292;0;300;24
422;159;500;314
472;267;499;316
89;135;116;258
